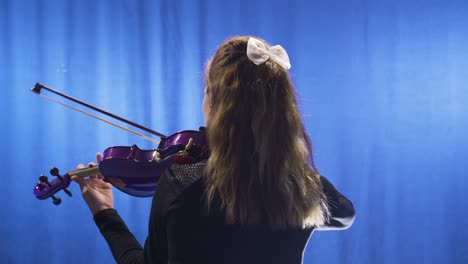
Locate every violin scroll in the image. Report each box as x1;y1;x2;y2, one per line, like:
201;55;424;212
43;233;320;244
34;167;72;205
50;167;73;197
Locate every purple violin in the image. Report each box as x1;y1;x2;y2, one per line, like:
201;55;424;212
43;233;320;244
32;83;208;205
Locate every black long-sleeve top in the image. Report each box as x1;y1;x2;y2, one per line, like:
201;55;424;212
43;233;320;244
94;161;355;264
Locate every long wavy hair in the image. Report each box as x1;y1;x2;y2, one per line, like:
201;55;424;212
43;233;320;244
204;36;329;229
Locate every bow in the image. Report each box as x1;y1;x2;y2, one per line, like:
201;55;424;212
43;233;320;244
246;38;291;70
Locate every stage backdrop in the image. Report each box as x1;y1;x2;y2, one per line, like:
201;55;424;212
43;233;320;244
0;0;467;263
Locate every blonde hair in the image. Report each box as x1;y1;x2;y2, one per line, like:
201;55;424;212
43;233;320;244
204;36;329;229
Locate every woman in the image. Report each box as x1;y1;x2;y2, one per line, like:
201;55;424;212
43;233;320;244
73;36;355;264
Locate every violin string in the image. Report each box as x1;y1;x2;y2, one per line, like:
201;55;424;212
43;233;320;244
68;165;101;178
36;93;160;144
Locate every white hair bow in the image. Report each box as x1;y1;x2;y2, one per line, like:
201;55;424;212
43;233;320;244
246;38;291;70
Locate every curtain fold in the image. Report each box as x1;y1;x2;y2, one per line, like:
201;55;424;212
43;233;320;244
1;0;467;263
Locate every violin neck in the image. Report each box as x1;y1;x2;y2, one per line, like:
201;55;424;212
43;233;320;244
68;165;100;178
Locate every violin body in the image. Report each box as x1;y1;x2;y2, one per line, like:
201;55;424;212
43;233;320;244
34;128;208;204
100;129;207;197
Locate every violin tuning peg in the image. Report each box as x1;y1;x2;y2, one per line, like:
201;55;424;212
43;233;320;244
52;195;62;205
50;167;64;181
63;188;72;197
50;167;60;177
39;175;51;186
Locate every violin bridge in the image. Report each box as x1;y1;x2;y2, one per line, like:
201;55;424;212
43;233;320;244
178;138;194;157
174;138;196;164
152;151;161;162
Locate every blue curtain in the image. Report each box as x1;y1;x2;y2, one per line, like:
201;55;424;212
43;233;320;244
1;0;467;263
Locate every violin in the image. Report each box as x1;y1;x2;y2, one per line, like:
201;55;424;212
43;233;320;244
32;83;208;205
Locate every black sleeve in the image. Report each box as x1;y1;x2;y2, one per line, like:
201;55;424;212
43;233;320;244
93;167;181;264
317;176;356;231
94;209;146;263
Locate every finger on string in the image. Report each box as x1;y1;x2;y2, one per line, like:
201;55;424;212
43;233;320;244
71;175;84;186
96;152;102;163
73;164;86;183
88;162;97;178
96;153;104;179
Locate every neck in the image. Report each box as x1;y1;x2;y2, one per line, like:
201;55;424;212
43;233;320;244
68;166;100;178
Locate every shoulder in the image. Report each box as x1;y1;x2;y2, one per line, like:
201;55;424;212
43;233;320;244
317;175;356;230
167;160;207;187
152;160;207;216
155;160;207;201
